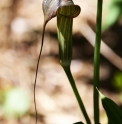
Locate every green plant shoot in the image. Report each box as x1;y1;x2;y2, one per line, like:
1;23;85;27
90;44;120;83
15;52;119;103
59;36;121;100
33;0;91;124
57;5;91;124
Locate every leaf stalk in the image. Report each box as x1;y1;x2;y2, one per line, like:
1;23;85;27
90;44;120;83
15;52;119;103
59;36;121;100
93;0;103;123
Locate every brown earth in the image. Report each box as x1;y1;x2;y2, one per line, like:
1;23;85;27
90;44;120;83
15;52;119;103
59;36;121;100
0;0;122;124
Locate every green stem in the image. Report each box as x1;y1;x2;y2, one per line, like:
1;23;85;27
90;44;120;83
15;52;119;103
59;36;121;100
93;0;103;123
63;66;91;124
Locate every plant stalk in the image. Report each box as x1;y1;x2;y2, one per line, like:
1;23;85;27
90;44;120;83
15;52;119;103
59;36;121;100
63;66;91;124
34;22;46;124
93;0;103;123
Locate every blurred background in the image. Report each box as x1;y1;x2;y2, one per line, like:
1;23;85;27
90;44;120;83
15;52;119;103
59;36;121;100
0;0;122;124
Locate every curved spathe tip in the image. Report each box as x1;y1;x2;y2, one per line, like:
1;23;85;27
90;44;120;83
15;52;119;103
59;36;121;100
42;0;81;23
57;5;81;18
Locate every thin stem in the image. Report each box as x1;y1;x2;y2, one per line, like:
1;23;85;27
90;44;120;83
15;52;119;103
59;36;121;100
63;66;91;124
34;22;46;124
93;0;103;123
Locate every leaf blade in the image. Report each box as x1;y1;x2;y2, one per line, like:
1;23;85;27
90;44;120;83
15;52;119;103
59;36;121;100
98;90;122;124
73;121;84;124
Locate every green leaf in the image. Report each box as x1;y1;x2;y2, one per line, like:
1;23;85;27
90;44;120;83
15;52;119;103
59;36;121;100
102;0;122;31
3;88;30;119
73;121;84;124
98;90;122;124
113;71;122;91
